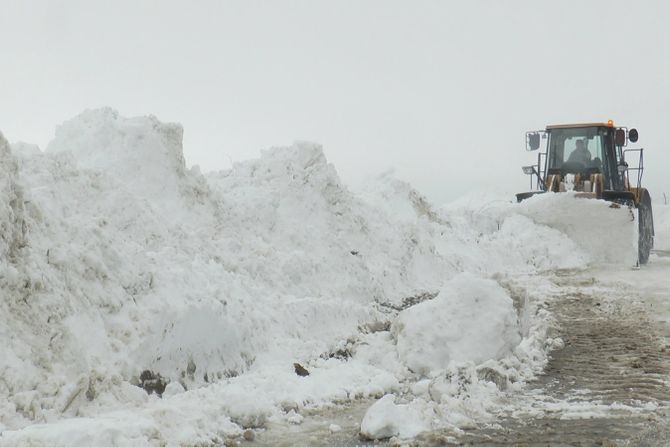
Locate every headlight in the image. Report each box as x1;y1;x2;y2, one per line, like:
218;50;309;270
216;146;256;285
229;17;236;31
522;166;535;175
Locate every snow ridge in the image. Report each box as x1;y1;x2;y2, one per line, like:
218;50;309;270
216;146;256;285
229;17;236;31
0;109;616;445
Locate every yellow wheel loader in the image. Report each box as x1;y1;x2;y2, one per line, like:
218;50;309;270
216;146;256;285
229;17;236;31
517;121;654;264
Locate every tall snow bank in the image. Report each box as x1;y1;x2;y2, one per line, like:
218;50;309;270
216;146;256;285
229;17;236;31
1;111;460;437
0;109;597;444
392;273;521;375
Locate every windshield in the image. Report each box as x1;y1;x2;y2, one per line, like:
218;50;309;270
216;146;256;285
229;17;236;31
546;127;606;172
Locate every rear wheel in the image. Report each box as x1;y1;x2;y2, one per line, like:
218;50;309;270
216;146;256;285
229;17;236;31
638;191;654;265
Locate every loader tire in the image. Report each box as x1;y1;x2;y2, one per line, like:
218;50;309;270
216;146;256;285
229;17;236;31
638;190;654;265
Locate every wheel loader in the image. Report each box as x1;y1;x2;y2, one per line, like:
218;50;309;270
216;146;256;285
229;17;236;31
517;121;654;264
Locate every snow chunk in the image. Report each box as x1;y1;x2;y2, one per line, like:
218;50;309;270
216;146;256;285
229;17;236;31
360;394;431;440
392;273;521;375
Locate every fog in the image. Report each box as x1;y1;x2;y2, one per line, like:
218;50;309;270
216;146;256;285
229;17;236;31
2;0;669;204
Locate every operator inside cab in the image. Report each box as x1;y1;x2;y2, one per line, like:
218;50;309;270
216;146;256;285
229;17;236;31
567;139;592;164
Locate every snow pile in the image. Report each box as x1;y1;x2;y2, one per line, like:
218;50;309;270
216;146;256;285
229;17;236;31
516;192;638;265
1;109;459;444
392;274;521;375
0;108;621;445
438;194;588;273
2;110;414;418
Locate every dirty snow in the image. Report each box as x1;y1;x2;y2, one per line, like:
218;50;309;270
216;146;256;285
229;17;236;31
0;109;663;445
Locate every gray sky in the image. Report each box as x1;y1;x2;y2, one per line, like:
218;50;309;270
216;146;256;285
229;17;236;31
2;0;669;204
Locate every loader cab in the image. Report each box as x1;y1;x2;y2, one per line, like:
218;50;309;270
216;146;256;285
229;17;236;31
522;122;631;196
545;124;623;191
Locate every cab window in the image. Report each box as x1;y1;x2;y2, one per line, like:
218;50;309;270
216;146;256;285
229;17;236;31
547;127;605;170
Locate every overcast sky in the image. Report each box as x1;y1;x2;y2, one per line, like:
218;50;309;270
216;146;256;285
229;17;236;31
2;0;669;204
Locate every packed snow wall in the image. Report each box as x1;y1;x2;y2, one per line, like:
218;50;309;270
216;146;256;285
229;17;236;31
2;109;464;430
1;108;642;444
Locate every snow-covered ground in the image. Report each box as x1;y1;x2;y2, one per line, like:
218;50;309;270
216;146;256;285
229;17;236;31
1;109;668;446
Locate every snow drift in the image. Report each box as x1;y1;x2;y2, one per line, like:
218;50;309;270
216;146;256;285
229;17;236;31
0;108;644;445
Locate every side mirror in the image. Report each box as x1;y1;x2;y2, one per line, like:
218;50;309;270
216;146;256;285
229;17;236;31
615;128;626;146
629;128;639;143
526;132;541;151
